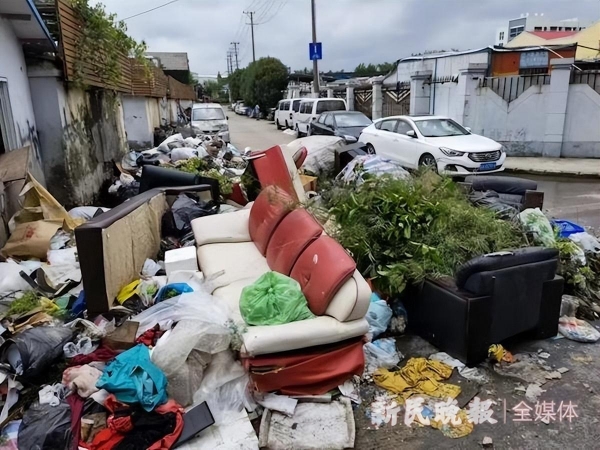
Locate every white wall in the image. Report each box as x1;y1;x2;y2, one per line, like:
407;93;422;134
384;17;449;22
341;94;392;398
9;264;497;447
563;84;600;157
0;18;40;154
122;96;152;148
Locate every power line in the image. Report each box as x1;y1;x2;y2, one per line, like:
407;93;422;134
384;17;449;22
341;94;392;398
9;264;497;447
122;0;180;21
254;0;288;25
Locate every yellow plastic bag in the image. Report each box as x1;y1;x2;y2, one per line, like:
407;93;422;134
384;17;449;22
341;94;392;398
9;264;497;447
116;280;141;305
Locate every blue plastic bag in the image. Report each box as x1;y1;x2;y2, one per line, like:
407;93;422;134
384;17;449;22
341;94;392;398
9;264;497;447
96;344;168;411
365;293;393;338
155;283;194;303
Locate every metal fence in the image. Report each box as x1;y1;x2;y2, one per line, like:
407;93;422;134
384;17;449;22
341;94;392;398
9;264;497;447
570;70;600;94
382;85;410;117
481;74;550;103
354;88;373;119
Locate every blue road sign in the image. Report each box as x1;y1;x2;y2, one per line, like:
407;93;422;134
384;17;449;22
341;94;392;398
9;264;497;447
309;42;322;61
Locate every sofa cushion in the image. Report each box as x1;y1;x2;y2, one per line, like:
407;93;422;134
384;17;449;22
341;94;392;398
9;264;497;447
290;236;357;316
266;209;323;275
325;270;371;322
249;186;295;255
192;208;251;246
197;242;270;288
213;276;262;323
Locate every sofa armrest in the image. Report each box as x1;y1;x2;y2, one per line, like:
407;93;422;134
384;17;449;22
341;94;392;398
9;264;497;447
191;208;251;246
522;190;544;211
241;316;369;356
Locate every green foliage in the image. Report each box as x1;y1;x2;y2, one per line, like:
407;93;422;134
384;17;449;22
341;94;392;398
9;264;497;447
241;57;288;110
354;62;396;76
176;158;233;196
7;292;40;316
327;174;526;295
71;0;149;89
228;69;245;100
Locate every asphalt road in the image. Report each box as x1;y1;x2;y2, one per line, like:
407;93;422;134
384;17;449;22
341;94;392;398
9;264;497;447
228;112;600;229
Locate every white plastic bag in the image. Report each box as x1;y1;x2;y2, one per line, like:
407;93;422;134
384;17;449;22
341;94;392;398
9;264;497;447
141;259;162;277
0;260;33;298
558;316;600;342
363;338;402;375
68;206;109;221
569;232;600;254
519;208;556;247
151;319;231;406
63;337;96;358
365;294;392;339
170;148;198;162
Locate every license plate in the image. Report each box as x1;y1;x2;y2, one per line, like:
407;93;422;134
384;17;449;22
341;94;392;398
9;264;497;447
479;162;497;171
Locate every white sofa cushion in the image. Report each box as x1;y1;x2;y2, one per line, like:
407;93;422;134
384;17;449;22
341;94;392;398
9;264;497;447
191;208;251;246
197;242;269;288
212;276;262;322
324;270;371;322
242;316;369;356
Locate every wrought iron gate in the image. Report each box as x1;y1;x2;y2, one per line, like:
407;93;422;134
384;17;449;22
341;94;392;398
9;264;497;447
354;88;372;118
382;82;410;117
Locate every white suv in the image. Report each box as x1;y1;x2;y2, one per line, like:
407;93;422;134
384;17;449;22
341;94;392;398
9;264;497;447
191;103;230;143
294;98;347;137
275;98;301;129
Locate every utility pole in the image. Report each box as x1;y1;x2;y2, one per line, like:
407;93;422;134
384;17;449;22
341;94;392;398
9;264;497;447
227;51;232;76
244;11;256;63
311;0;319;94
231;42;240;70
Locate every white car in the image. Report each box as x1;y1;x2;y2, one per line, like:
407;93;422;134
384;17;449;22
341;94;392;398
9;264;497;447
294;98;347;138
359;115;506;175
275;98;302;129
191;103;230;143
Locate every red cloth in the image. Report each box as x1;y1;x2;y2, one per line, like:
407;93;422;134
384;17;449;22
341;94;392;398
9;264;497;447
89;395;184;450
69;347;119;366
136;325;164;347
245;337;365;395
66;393;85;450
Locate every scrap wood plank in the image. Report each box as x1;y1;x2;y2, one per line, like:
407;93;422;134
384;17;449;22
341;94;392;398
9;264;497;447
0;146;32;183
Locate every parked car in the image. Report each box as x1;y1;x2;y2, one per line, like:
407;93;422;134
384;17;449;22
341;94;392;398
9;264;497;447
235;102;249;115
309;111;372;143
358;115;506;175
191;103;230;143
294;98;347;137
275;98;302;129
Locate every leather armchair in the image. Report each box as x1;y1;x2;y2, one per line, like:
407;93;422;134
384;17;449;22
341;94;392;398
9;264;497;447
404;248;564;366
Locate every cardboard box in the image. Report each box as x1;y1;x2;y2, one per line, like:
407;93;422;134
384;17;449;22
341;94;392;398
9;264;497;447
299;175;318;193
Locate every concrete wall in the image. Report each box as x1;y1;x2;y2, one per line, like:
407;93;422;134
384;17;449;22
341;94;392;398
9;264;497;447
563;84;600;157
29;63;127;206
123;96;152;149
0;18;42;165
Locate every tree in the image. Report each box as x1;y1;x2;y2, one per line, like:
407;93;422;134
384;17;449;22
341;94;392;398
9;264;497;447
354;62;396;76
228;68;245;101
241;57;288;111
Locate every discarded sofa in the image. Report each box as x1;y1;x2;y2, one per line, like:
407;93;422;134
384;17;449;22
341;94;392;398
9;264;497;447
461;175;544;211
76;186;215;314
191;185;370;391
404;247;564;366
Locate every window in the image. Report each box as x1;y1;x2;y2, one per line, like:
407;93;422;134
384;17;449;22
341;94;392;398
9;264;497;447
192;108;225;121
379;120;397;132
534;27;542;31
543;27;548;31
283;101;290;110
550;26;558;31
413;118;469;137
300;102;313;114
316;100;345;114
0;80;17;153
509;25;525;38
395;120;414;135
317;114;326;124
278;102;285;111
333;113;372;128
324;114;334;127
499;31;505;40
292;100;301;112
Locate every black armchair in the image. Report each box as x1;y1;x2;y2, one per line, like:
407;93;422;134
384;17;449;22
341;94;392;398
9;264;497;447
404;247;564;366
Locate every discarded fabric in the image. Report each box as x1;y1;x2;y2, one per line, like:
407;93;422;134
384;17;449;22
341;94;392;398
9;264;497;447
62;364;103;398
364;338;401;375
558;316;600;342
96;344;168;412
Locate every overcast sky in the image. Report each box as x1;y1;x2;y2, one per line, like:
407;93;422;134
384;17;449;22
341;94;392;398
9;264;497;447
92;0;600;75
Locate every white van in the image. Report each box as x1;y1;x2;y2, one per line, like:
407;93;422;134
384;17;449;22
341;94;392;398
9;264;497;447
294;98;347;137
191;103;230;142
274;98;302;130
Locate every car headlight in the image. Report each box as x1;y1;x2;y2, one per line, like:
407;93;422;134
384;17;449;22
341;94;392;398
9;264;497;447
220;125;229;132
440;147;465;157
343;135;358;143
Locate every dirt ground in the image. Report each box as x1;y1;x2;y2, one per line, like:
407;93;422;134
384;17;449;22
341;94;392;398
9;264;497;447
353;327;600;450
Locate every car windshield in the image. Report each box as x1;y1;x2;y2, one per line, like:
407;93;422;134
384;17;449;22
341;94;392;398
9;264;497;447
414;119;468;137
193;108;225;121
334;113;372;127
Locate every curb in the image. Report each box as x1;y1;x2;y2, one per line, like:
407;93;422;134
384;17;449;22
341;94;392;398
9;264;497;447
504;167;600;179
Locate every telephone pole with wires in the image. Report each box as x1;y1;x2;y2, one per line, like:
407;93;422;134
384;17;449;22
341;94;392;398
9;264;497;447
231;42;240;70
311;0;319;94
244;11;256;63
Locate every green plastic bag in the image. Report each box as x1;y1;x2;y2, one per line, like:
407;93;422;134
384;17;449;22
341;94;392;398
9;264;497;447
240;271;315;325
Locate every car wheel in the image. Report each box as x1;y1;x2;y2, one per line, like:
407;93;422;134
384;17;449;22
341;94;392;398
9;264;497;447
366;144;376;155
276;120;282;130
307;126;312;136
296;125;303;138
285;120;289;129
419;153;438;172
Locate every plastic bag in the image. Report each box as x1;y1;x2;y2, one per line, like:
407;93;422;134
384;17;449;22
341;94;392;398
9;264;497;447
0;260;33;298
0;326;73;379
142;258;162;277
558;316;600;343
171;194;219;235
240;271;314;326
560;295;580;317
389;297;408;335
365;293;392;338
63;336;96;358
337;155;411;185
132;290;231;337
363;338;402;375
569;232;600;254
152;319;231;406
171;147;198;162
155;283;194;303
68;206;109;221
18;401;72;450
519;208;556;247
96;344;168;412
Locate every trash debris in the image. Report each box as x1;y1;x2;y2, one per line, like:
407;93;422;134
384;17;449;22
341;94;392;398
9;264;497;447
557;367;569;374
430;352;490;383
338;375;362;404
62;364;103;397
560;295;580;317
525;383;546;402
493;353;554;385
364;338;402;375
337;154;411;185
558;316;600;342
258;397;355;450
374;357;461;400
488;344;514;363
388;297;408;335
520;208;556;247
365;292;392;338
483;436;493;447
38;383;68;406
255;392;298;416
17;401;72;450
239;271;314;325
